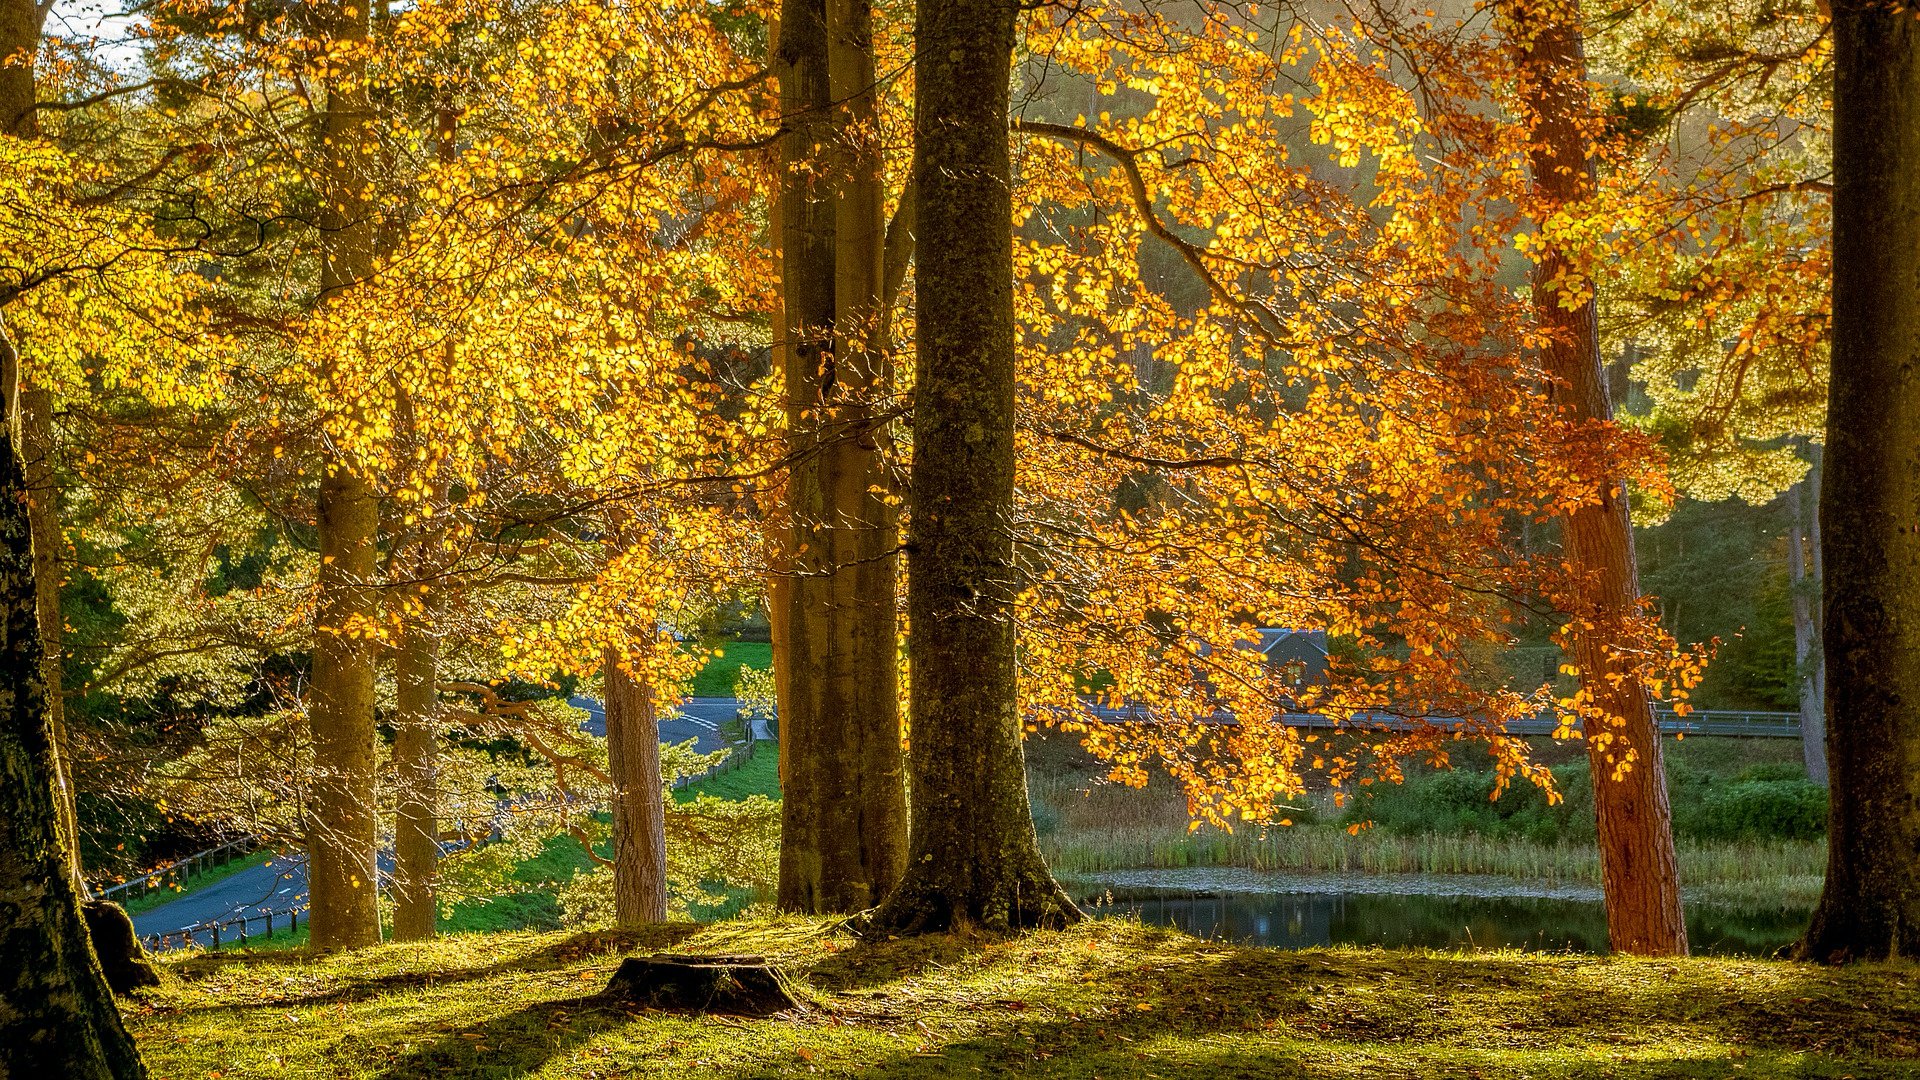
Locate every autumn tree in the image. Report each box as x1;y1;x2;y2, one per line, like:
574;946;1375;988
866;0;1079;934
1799;0;1920;963
1500;0;1687;956
0;6;150;1067
773;0;910;914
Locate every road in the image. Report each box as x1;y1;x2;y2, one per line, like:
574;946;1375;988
130;852;309;941
569;695;741;753
132;698;747;943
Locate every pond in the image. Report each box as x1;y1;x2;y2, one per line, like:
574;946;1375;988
1074;870;1808;957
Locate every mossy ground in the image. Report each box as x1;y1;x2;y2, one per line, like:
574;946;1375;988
131;916;1919;1078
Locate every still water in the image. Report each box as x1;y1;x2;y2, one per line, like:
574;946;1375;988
1082;884;1808;957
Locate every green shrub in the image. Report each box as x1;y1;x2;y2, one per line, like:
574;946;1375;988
1342;755;1825;844
1696;779;1828;841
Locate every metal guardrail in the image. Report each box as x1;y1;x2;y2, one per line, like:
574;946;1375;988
146;904;304;953
95;836;260;903
671;716;760;790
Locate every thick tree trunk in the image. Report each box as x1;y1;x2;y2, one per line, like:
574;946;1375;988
306;0;383;951
1513;0;1687;956
19;386;84;890
866;0;1078;935
0;317;146;1078
605;647;668;926
774;0;908;914
1799;1;1920;963
2;0;84;898
1789;473;1828;786
390;613;439;941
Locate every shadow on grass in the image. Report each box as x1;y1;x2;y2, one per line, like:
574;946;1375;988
154;924;702;1013
372;995;628;1080
813;926;1920;1078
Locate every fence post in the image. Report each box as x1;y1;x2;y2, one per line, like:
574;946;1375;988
212;924;220;949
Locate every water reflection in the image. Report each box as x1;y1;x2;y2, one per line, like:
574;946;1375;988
1084;889;1808;957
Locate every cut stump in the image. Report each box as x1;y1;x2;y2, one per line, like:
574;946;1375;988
601;953;798;1016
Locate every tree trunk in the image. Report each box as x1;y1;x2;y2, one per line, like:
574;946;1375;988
1789;472;1828;786
0;316;146;1078
22;371;81;893
3;0;84;900
1511;0;1687;956
1798;1;1920;963
605;647;668;926
390;612;439;941
774;0;909;914
307;0;383;951
865;0;1078;935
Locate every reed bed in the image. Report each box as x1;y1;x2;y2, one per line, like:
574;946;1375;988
1028;754;1826;909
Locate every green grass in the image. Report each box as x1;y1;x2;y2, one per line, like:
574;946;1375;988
674;741;781;803
688;640;773;697
132;916;1920;1078
117;849;275;916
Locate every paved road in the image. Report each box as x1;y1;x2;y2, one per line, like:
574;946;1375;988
130;852;309;940
570;695;741;753
134;698;747;942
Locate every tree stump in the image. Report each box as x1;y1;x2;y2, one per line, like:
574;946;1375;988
81;900;161;994
600;953;798;1016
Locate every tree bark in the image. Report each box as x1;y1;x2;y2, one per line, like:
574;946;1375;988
865;0;1079;935
1511;0;1687;956
1789;471;1828;786
3;0;84;898
605;647;668;926
1799;0;1920;963
0;314;146;1077
390;611;439;941
19;386;84;890
306;0;383;951
774;0;909;914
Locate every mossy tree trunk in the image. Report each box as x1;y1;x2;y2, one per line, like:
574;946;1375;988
307;0;383;951
0;14;147;1072
3;0;84;899
774;0;909;915
1799;0;1920;963
1511;0;1687;957
865;0;1078;935
19;385;82;889
606;647;668;925
0;321;147;1075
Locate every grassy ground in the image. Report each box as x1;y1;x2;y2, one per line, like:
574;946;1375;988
688;641;773;697
119;849;275;916
129;916;1920;1078
673;741;780;803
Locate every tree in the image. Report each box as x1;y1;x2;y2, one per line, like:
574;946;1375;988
866;0;1079;934
0;324;147;1080
773;0;910;914
389;607;442;941
1504;0;1687;956
0;13;146;1054
1798;0;1920;963
605;645;668;925
305;0;384;951
1788;467;1828;785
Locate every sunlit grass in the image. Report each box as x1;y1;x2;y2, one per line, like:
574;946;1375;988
132;916;1920;1078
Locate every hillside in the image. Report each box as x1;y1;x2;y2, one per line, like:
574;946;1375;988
130;917;1919;1078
